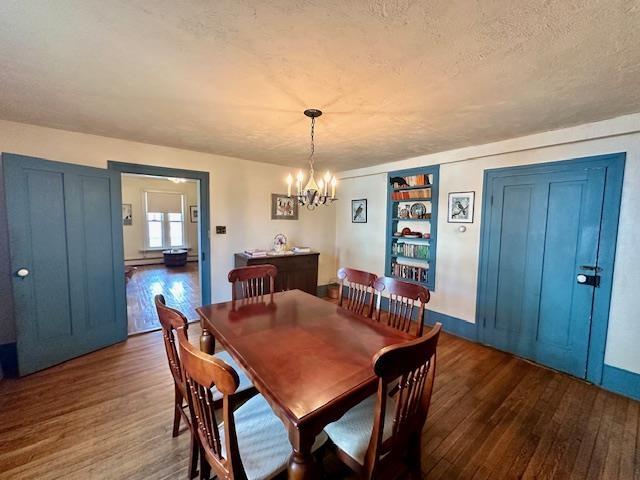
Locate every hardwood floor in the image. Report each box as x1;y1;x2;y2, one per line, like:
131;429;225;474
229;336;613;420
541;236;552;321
126;263;200;335
0;316;638;479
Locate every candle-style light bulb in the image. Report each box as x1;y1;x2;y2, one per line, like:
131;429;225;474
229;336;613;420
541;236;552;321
318;179;325;196
331;177;337;199
286;174;293;197
296;170;304;194
323;171;331;195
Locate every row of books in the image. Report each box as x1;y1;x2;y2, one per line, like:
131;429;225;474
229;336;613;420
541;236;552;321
391;187;432;201
401;174;430;187
391;262;428;283
392;242;429;260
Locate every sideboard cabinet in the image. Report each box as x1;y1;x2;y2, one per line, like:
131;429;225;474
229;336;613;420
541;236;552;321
233;252;319;295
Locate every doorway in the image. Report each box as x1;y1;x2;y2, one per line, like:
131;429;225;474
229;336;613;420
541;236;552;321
108;162;211;334
121;173;200;334
476;153;624;383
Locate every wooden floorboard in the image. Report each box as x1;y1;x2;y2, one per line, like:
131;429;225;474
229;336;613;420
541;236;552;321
1;308;638;479
126;263;200;335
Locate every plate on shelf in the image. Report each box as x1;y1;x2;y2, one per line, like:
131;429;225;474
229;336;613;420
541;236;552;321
403;233;422;238
410;202;427;219
398;207;410;219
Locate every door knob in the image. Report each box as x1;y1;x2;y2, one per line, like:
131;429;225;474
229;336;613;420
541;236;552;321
16;268;30;278
577;273;600;287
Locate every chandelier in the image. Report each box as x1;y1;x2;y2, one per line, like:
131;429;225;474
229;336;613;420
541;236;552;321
285;109;337;210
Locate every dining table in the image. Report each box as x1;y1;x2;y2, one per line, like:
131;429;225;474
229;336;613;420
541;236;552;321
196;289;413;480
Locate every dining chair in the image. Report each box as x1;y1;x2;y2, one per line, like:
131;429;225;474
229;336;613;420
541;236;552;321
337;267;378;318
373;277;431;337
176;327;327;480
324;323;442;480
155;295;256;478
228;264;278;300
154;294;199;479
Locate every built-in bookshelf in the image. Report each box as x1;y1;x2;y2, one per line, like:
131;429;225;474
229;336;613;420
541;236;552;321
385;165;439;290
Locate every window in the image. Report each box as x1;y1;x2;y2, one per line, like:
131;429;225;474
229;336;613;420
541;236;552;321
147;212;163;248
144;191;186;249
168;213;184;247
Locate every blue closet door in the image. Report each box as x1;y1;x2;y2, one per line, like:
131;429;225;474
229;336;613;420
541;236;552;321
3;153;126;375
480;163;606;378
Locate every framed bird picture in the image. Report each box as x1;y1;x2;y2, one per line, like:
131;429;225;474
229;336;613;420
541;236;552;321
448;191;475;223
352;199;367;223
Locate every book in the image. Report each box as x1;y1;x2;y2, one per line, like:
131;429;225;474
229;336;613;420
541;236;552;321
244;249;267;257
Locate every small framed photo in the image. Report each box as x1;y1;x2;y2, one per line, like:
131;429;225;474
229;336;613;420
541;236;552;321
271;194;299;220
189;205;199;223
352;199;367;223
122;203;132;226
448;191;475;223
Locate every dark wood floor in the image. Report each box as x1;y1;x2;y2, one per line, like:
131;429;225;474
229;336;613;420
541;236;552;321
126;263;200;335
0;314;638;479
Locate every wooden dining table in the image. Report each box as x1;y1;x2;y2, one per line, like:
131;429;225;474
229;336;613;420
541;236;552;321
196;289;413;479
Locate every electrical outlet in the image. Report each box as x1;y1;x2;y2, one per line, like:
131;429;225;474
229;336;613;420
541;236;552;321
215;226;226;234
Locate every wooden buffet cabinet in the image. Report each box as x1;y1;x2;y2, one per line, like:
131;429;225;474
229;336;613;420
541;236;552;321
234;251;319;295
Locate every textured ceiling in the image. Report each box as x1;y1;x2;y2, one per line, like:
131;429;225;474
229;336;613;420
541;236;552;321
0;1;639;171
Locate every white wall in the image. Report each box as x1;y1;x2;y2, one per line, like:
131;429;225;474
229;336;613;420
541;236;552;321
0;120;336;344
336;113;640;375
121;175;199;264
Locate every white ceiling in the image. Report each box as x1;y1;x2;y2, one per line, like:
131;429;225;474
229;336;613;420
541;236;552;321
0;1;639;171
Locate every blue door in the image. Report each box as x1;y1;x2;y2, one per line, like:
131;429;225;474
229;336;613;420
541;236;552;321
3;153;126;375
478;157;616;378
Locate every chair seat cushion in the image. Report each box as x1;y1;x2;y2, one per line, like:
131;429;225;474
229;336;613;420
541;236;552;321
220;394;328;480
324;394;396;465
211;350;254;401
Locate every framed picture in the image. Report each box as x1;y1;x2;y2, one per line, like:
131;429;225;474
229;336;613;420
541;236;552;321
189;205;198;223
448;191;475;223
352;199;367;223
271;194;298;220
122;203;132;226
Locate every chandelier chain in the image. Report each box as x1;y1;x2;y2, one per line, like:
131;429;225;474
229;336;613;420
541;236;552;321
308;116;315;172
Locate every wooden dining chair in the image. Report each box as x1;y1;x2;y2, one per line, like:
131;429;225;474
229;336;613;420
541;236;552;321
324;323;442;480
154;294;199;479
337;267;378;318
176;327;327;480
373;277;431;337
228;264;278;300
155;295;256;478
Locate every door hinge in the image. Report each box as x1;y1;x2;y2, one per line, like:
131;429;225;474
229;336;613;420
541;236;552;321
490;196;494;206
202;251;206;261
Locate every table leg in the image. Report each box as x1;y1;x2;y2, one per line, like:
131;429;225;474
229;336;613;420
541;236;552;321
199;326;214;354
287;429;320;480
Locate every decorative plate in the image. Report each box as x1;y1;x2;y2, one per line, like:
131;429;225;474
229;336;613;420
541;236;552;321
398;207;410;219
273;233;287;252
403;233;422;238
410;202;427;219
